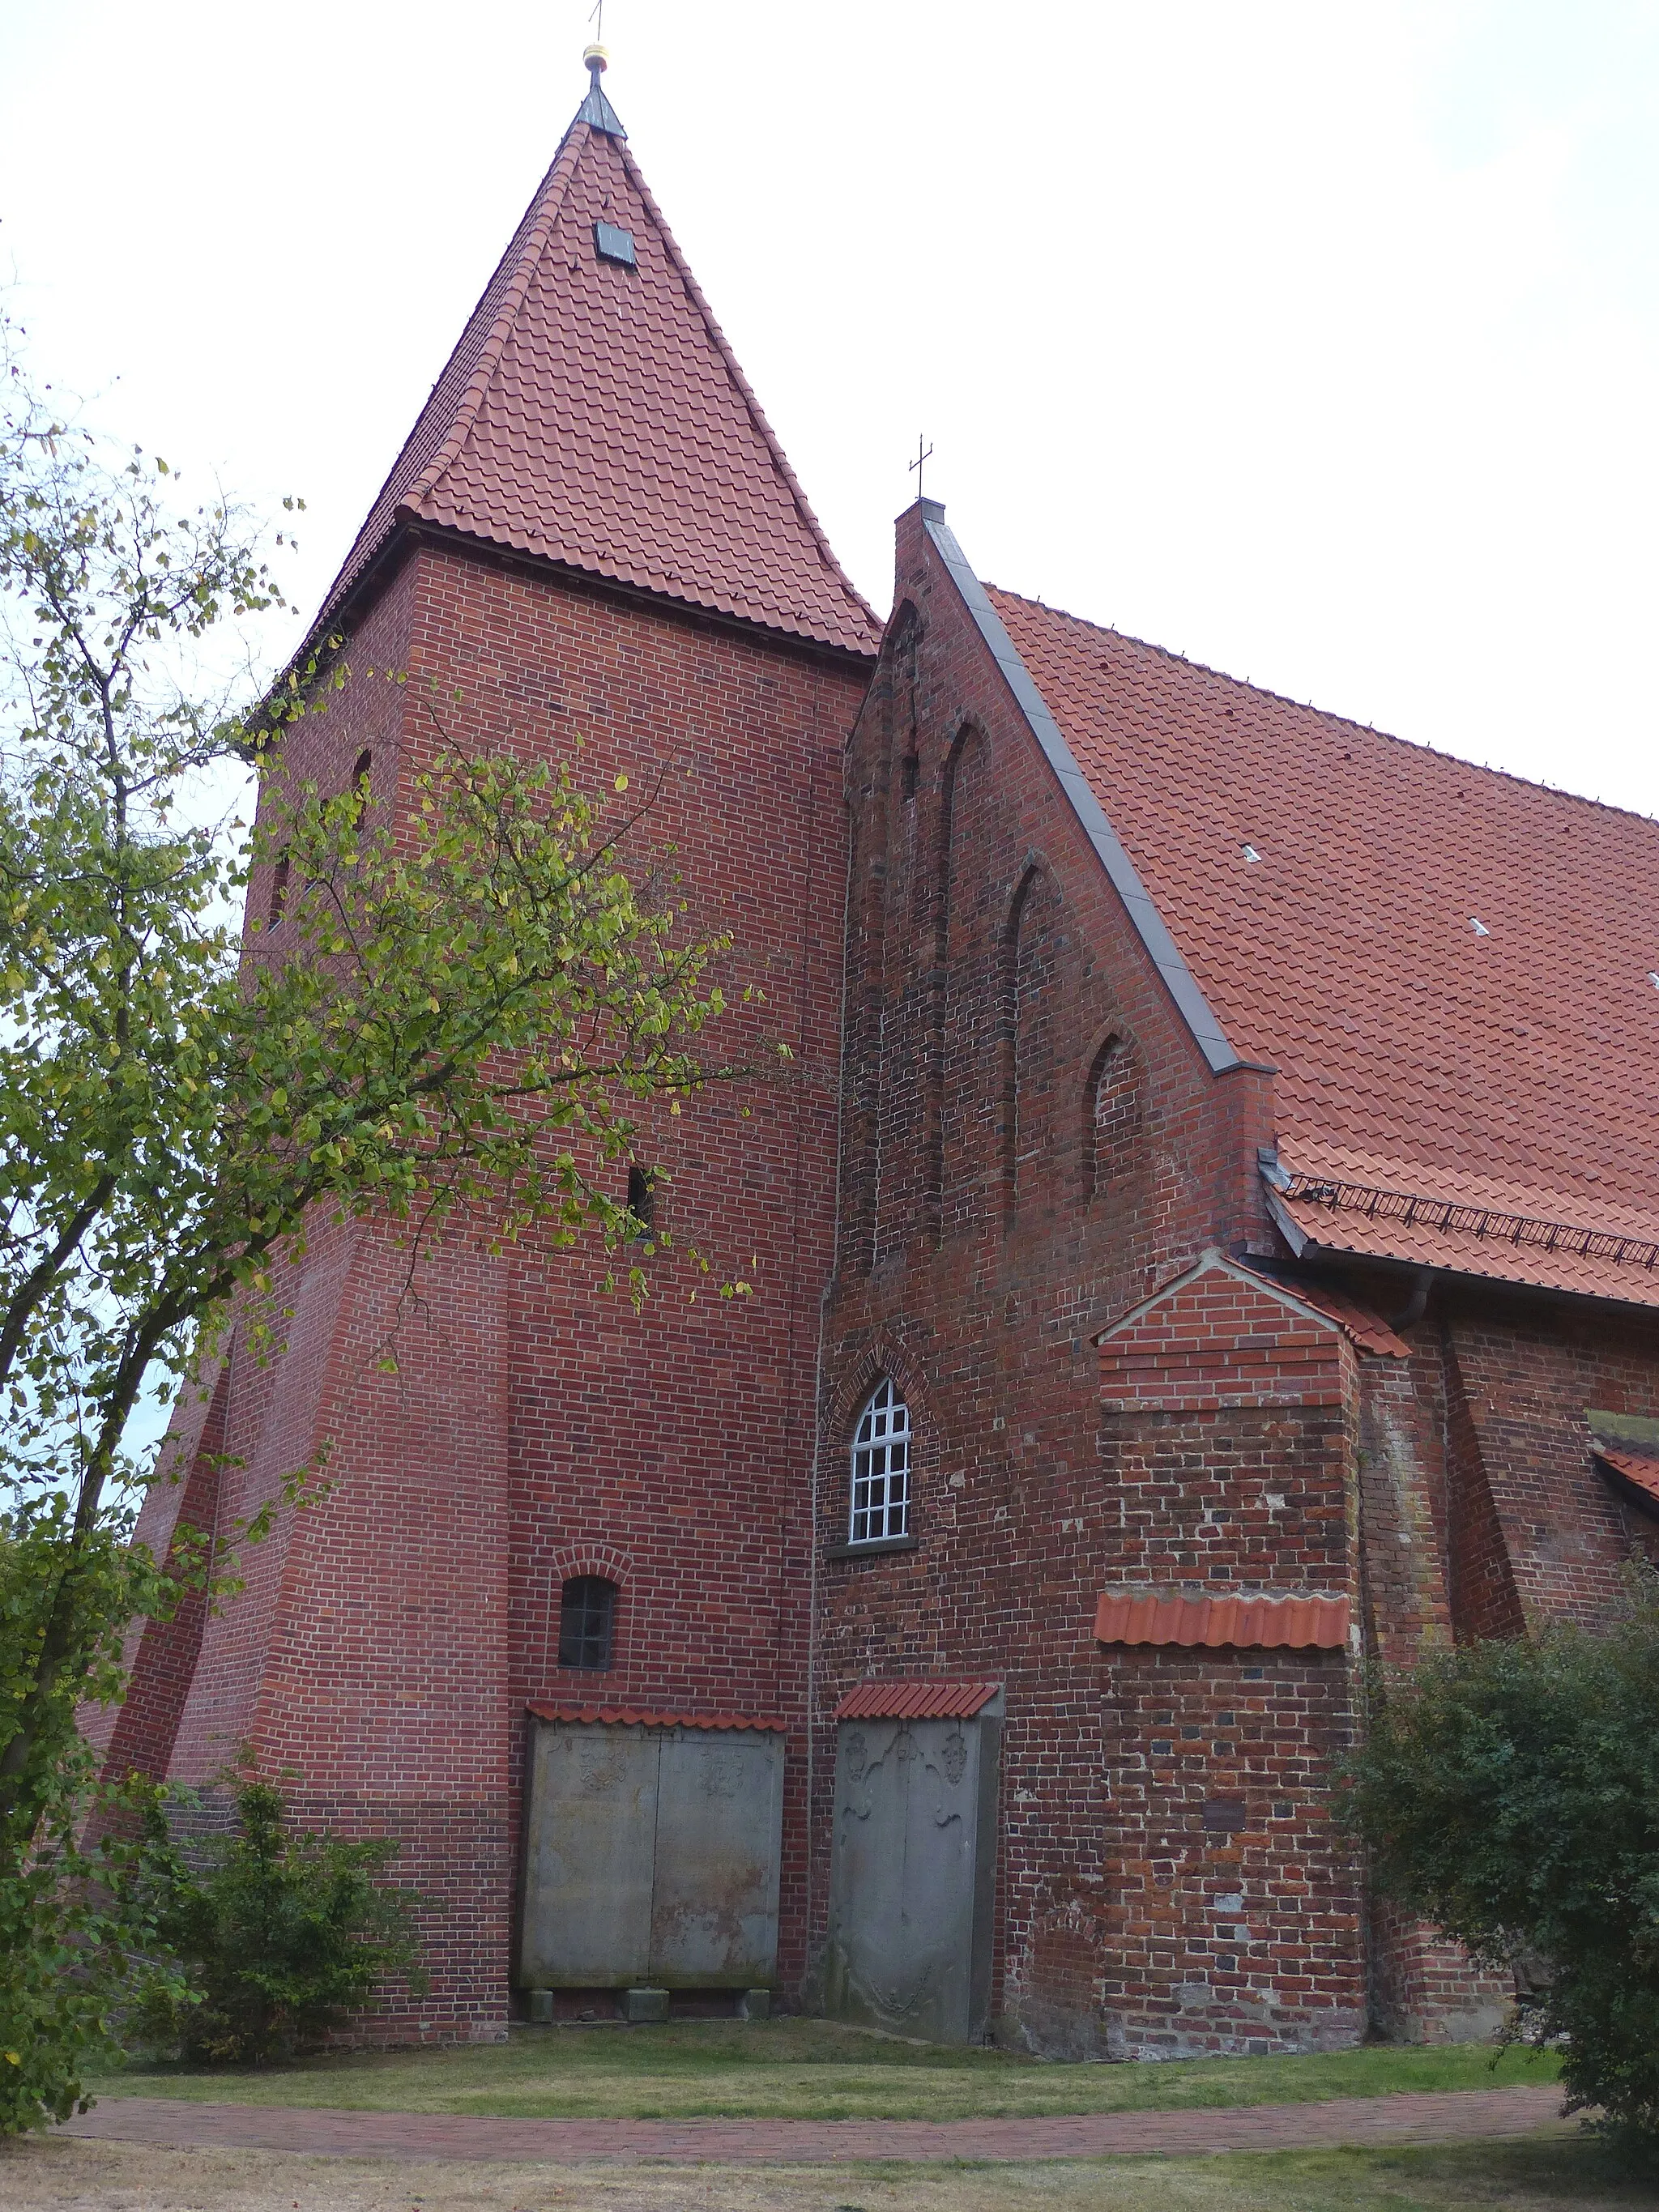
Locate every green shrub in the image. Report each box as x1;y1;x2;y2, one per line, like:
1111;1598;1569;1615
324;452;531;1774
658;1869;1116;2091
135;1779;428;2065
1338;1575;1659;2154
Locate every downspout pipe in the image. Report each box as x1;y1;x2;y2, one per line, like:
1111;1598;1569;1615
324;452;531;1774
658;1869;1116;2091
1389;1266;1435;1333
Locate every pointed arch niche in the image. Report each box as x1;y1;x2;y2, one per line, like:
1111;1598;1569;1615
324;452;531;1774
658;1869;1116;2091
1001;859;1062;1225
925;718;987;1243
1082;1027;1144;1206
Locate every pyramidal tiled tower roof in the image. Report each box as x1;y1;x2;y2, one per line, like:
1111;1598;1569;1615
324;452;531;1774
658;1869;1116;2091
321;66;881;657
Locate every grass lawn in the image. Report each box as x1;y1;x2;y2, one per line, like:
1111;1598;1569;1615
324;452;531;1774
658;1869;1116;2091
86;2015;1564;2120
7;2134;1654;2212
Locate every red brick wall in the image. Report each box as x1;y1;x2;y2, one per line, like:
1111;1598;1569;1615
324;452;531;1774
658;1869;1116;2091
119;534;871;2038
1440;1298;1659;1630
113;498;1659;2058
816;507;1354;2056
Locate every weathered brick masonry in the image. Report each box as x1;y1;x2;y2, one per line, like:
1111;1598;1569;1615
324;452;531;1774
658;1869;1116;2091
110;58;1659;2059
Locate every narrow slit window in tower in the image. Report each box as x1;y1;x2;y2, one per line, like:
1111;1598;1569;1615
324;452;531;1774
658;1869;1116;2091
626;1162;655;1240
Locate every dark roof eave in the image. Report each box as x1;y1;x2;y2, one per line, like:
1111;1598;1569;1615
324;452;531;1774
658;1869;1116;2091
245;509;880;748
1268;1214;1659;1326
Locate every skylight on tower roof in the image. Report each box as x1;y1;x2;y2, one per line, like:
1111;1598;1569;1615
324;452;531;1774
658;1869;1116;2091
594;221;637;266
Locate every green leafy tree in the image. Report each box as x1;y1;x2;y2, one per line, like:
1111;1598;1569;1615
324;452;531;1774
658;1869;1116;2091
134;1779;427;2064
0;316;736;2128
1338;1575;1659;2155
0;1519;191;2129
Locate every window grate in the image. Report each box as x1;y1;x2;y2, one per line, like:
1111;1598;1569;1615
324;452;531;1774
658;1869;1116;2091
849;1378;911;1545
558;1576;617;1670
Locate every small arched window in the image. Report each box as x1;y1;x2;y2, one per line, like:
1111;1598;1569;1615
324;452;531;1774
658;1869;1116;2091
557;1576;617;1670
849;1379;911;1545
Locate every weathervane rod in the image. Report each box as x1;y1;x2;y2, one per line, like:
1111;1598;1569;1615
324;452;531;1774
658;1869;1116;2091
909;433;934;503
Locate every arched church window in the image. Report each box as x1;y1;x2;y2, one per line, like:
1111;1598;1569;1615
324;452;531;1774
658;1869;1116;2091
558;1576;617;1670
849;1379;911;1545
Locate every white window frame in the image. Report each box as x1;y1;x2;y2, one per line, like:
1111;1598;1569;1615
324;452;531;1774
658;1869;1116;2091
849;1378;911;1544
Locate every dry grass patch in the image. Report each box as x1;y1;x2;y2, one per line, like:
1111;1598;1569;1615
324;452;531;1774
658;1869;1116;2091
3;2133;1654;2212
86;2018;1563;2121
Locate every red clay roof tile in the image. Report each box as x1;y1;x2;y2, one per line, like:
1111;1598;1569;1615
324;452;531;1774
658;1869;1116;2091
321;100;879;658
1592;1447;1659;1515
1234;1261;1411;1357
526;1702;786;1732
1093;1591;1351;1651
834;1681;1000;1722
989;588;1659;1307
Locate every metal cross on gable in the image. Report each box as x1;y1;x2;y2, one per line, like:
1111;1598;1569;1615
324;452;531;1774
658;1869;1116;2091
909;433;934;502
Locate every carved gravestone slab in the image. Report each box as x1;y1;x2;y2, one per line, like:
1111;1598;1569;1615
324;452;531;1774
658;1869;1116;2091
824;1707;1001;2044
518;1720;784;1990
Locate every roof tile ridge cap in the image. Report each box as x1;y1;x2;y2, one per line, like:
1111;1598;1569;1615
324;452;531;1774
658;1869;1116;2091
985;584;1659;833
403;125;591;518
614;139;882;648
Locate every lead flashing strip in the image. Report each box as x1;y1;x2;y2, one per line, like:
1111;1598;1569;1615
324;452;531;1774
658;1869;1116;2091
922;513;1247;1077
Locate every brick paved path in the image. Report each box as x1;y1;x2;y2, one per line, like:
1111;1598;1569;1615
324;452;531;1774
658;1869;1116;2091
59;2083;1568;2164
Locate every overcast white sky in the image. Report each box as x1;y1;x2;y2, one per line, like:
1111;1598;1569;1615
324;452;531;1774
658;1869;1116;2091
3;0;1659;817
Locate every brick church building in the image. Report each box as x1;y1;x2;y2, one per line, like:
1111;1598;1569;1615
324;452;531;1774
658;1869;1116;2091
103;56;1659;2059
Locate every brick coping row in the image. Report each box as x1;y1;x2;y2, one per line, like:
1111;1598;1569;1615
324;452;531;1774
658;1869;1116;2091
58;2082;1570;2165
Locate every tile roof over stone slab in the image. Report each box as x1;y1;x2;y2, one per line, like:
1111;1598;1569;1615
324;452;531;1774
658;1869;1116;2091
989;586;1659;1305
1093;1592;1351;1651
321;94;880;658
1585;1411;1659;1516
1235;1260;1411;1358
527;1701;787;1732
834;1681;1000;1722
1593;1447;1659;1515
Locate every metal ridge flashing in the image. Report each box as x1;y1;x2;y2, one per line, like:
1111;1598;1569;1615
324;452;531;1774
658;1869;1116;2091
921;511;1251;1078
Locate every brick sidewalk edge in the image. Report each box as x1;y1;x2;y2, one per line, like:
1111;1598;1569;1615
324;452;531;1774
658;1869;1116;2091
56;2082;1572;2166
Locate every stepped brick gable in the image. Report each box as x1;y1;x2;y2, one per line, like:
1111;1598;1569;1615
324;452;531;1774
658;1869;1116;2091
111;58;1659;2060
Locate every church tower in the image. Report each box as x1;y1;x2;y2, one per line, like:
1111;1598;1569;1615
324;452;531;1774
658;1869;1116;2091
107;51;879;2039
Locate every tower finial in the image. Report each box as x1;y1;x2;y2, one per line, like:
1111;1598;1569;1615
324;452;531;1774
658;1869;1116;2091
577;22;627;138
